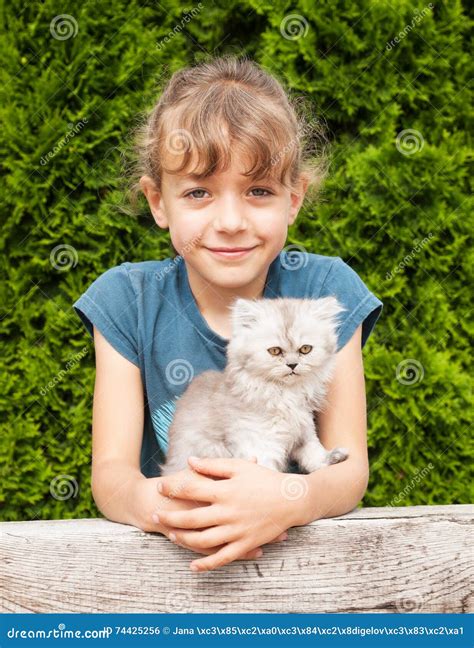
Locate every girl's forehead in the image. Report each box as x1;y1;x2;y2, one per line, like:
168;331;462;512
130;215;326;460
161;157;281;189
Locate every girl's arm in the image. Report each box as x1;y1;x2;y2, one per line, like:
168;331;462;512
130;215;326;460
89;325;226;531
90;326;273;559
298;324;370;524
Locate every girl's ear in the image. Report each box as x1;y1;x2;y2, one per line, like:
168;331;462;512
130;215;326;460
139;175;169;229
288;175;310;225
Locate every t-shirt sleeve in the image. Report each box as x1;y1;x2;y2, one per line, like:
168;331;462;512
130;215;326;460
319;257;383;352
72;263;140;366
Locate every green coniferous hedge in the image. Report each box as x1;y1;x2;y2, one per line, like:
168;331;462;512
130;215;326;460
1;0;472;521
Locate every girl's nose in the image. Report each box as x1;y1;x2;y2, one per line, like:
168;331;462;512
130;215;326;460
212;200;248;234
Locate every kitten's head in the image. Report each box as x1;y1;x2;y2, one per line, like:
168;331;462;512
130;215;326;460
226;297;346;385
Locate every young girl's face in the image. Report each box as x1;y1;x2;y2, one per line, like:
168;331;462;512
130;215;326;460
141;151;307;291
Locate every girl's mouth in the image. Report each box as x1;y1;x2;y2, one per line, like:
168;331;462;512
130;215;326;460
205;246;257;260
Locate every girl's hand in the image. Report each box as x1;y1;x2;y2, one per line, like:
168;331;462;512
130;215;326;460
138;463;287;562
154;455;305;572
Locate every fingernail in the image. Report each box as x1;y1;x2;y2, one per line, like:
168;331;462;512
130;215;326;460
282;533;288;540
190;564;199;572
169;532;176;542
152;514;160;523
157;482;163;493
188;456;199;461
255;548;263;558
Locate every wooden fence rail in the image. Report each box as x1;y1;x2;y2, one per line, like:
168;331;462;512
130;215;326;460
1;504;472;613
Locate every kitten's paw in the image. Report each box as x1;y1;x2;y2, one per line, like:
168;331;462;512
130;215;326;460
327;447;349;465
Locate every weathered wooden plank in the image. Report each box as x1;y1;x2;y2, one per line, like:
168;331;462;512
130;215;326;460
1;505;472;613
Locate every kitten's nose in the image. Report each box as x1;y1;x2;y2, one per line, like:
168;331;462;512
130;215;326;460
287;363;298;370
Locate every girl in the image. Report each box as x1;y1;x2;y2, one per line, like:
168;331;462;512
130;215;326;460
73;55;383;573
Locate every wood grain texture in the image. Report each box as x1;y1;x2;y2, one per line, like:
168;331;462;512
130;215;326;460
1;505;472;613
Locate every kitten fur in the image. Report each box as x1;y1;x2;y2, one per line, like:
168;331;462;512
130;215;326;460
159;296;350;476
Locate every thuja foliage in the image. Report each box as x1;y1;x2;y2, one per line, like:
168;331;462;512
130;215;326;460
0;0;472;522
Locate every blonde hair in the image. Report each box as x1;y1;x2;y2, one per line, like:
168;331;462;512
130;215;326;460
122;54;329;221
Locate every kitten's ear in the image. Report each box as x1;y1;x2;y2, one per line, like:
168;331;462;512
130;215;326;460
309;296;347;322
229;298;262;330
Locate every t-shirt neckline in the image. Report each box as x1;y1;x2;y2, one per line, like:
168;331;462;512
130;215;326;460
178;254;281;350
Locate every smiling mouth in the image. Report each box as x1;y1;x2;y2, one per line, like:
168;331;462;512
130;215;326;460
205;246;257;259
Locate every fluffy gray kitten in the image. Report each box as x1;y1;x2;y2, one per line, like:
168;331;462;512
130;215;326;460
159;296;350;476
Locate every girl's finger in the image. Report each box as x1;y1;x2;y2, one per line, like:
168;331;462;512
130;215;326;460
241;547;264;559
171;538;263;561
190;540;260;572
267;531;289;543
158;478;221;504
169;526;287;551
153;505;224;530
167;525;237;550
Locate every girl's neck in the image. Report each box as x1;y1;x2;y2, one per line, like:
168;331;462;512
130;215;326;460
185;262;267;323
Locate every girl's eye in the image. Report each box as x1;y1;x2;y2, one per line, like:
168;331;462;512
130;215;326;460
267;346;283;356
184;189;209;200
250;187;273;198
299;344;313;354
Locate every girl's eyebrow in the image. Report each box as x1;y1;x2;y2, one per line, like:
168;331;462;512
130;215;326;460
177;173;277;185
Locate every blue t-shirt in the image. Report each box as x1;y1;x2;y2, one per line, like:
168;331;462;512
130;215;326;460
72;252;383;477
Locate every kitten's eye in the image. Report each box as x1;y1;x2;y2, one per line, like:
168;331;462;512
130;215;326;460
299;344;313;354
267;346;283;356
